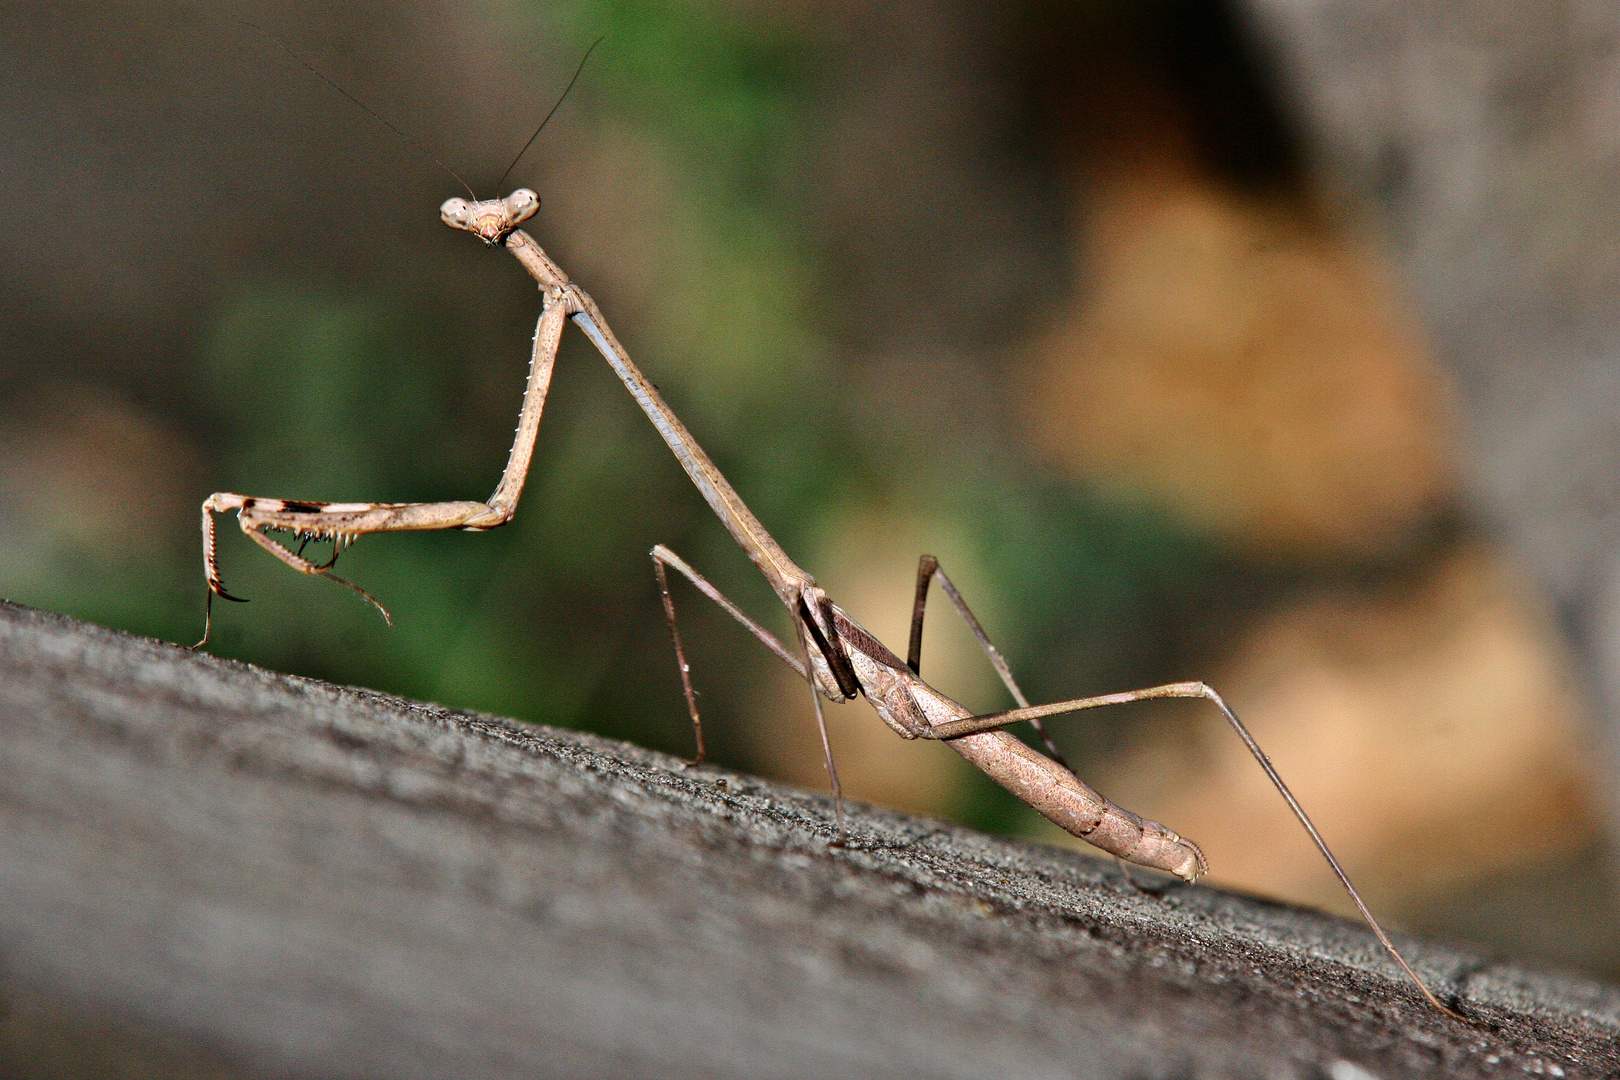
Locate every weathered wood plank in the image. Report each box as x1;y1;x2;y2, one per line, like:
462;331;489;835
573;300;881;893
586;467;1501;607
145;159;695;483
0;601;1614;1078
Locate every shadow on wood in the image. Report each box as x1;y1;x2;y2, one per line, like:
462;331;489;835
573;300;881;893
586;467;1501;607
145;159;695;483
0;601;1615;1078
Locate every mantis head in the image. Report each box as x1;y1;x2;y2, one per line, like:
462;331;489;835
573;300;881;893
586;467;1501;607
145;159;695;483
440;189;541;245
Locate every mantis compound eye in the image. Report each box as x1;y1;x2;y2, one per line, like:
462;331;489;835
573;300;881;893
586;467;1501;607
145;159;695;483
439;197;474;230
504;189;540;224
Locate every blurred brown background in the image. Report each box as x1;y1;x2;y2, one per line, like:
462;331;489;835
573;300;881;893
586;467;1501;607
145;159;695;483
2;0;1617;984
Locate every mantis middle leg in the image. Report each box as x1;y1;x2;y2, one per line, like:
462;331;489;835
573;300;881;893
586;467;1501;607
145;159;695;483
650;544;845;827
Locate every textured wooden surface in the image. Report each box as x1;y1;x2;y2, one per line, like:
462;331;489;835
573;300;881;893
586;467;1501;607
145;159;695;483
0;601;1616;1078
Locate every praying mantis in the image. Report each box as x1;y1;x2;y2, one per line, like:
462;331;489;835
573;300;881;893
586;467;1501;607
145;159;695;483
192;41;1464;1021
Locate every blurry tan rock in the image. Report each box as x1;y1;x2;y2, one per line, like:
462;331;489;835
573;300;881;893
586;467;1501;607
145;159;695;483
1022;167;1456;558
1014;113;1606;919
1064;543;1599;920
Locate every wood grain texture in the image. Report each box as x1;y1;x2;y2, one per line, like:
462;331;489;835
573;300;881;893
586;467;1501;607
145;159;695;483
0;601;1615;1079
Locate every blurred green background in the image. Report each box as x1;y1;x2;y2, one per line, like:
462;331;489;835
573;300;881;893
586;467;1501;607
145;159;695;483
3;0;1617;979
1;0;1218;820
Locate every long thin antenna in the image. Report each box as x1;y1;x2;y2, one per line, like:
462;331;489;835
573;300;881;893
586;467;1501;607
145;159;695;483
237;18;476;199
495;36;604;194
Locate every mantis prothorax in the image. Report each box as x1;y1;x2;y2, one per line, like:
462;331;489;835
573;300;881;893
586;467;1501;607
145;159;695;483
194;186;1465;1021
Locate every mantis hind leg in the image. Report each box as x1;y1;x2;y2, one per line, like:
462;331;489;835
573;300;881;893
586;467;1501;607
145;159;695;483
917;679;1467;1020
908;554;1068;767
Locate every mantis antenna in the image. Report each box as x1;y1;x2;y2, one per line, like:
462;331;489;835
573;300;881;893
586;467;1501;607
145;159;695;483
237;17;477;199
496;36;604;194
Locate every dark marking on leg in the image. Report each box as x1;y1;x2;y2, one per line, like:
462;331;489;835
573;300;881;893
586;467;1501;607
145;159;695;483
797;595;860;700
816;595;862;699
908;554;938;675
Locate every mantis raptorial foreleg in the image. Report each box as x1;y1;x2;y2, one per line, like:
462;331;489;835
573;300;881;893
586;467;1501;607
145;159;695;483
194;193;566;646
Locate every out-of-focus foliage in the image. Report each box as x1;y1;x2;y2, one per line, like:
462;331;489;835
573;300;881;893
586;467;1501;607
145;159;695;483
0;0;1218;839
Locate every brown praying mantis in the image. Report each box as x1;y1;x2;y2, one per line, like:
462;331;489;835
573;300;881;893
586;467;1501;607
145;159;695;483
192;42;1463;1020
